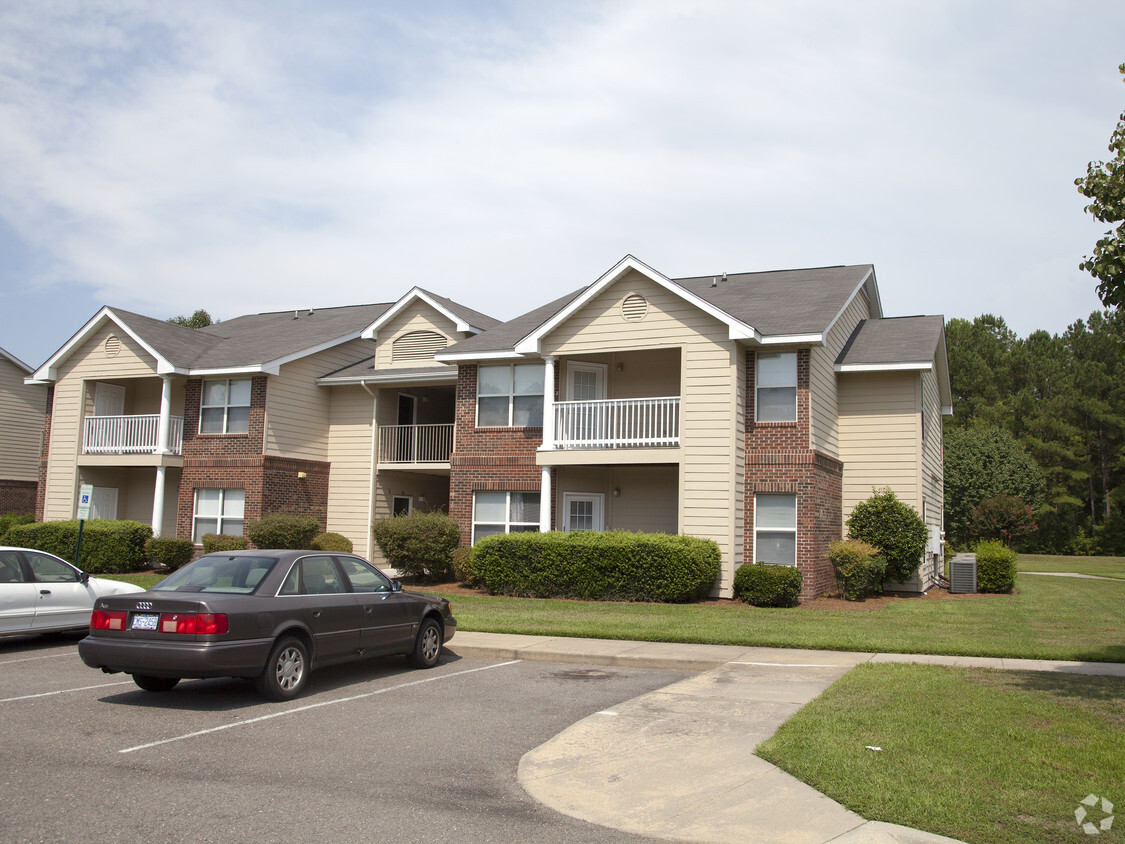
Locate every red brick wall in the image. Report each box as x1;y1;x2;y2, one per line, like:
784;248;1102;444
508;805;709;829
744;349;844;599
449;364;547;546
0;480;37;514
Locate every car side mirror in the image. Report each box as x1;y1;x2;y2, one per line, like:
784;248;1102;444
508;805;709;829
391;580;403;592
78;571;90;585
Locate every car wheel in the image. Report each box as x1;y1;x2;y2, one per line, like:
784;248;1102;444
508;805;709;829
409;617;442;669
256;636;308;701
133;674;180;692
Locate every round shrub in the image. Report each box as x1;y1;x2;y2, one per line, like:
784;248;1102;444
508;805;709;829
371;511;460;581
246;514;319;550
975;539;1017;593
145;537;195;570
473;531;720;602
846;488;928;584
733;562;802;607
202;533;248;553
827;539;886;601
309;532;353;552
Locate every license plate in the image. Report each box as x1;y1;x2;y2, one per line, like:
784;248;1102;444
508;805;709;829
130;613;159;631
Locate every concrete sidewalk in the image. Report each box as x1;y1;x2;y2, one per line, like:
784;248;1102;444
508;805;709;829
447;632;1124;843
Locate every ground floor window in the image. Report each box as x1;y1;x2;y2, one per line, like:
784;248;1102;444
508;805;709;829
472;491;540;543
392;495;412;516
754;493;796;565
192;488;245;544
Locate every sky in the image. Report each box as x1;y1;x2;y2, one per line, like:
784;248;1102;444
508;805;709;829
1;0;1123;368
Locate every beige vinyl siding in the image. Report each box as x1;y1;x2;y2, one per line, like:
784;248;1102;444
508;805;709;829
325;386;375;558
44;324;160;520
838;371;921;521
542;270;741;595
555;465;678;533
809;290;870;458
264;338;374;460
0;358;45;482
921;367;944;529
373;301;457;370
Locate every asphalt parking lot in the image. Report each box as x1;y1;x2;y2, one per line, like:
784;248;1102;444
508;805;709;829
0;632;690;843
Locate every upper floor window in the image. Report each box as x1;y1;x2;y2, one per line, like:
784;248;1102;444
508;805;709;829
756;352;796;423
477;363;543;427
200;378;251;434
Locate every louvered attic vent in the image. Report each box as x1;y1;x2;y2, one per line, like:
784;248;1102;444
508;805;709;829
392;330;447;362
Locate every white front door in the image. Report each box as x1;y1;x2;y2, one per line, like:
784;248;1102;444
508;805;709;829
94;383;125;416
563;493;604;532
90;487;118;520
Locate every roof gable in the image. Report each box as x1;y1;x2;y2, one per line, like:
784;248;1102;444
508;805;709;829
360;288;498;339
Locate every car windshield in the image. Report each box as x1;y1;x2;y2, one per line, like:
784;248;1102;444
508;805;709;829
152;556;277;594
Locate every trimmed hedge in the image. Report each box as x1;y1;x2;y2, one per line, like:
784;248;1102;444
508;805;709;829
733;562;803;607
975;539;1017;593
246;514;320;550
309;532;353;553
372;511;460;580
4;519;152;573
0;513;34;543
472;531;721;602
827;539;886;601
144;537;195;570
202;533;248;553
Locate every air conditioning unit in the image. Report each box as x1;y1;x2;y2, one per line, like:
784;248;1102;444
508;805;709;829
949;556;977;594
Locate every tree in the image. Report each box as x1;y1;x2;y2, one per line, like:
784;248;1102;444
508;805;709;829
1075;63;1125;310
167;309;215;329
969;495;1037;548
846;488;928;584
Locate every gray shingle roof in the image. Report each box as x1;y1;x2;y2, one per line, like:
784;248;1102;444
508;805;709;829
438;288;588;358
835;316;946;367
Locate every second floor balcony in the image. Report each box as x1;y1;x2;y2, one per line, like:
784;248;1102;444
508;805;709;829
551;397;680;449
83;414;184;456
378;423;455;465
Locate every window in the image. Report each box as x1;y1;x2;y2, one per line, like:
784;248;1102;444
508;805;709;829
477;364;543;427
472;491;540;543
280;556;345;595
200;378;251;434
755;493;796;565
392;495;412;516
756;352;797;422
192;488;245;544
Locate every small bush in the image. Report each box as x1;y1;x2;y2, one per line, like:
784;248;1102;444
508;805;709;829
202;533;248;553
847;488;928;583
733;562;803;607
4;519;152;573
246;514;319;550
975;539;1017;593
144;537;195;570
827;539;886;601
309;532;353;552
372;510;460;580
473;531;721;602
452;546;477;585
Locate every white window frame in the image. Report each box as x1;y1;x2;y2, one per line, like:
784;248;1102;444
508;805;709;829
476;364;544;428
754;493;797;566
200;378;252;435
471;491;541;543
755;351;797;423
192;488;245;544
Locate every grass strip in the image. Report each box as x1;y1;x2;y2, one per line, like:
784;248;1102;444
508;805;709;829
756;663;1125;844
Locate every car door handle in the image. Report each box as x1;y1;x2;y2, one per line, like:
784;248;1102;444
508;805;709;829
40;589;52;595
312;611;322;618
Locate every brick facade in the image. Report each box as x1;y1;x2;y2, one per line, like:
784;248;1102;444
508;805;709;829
0;479;37;515
744;349;843;600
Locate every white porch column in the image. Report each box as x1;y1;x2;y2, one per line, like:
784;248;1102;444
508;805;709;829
540;467;552;533
156;375;173;454
151;465;166;538
541;356;555;450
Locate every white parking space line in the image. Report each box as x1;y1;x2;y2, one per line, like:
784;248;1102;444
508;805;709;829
0;652;80;665
1;681;134;703
120;659;522;755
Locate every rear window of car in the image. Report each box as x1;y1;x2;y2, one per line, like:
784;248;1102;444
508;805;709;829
152;556;277;594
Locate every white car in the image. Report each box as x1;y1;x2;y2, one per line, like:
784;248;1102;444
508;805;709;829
0;547;146;635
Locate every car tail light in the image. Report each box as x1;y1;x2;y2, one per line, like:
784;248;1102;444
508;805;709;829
158;613;228;635
91;609;127;630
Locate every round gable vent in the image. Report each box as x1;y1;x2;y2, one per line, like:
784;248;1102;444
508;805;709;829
104;335;121;358
621;293;648;321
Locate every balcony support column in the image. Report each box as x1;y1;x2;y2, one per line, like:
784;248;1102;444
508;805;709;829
541;356;555;451
156;375;173;454
151;465;166;538
540;467;552;533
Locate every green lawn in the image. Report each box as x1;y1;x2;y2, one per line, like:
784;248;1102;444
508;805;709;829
1018;553;1125;580
757;663;1125;844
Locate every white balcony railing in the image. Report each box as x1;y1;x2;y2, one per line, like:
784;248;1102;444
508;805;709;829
378;423;455;464
553;397;680;449
83;415;184;455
